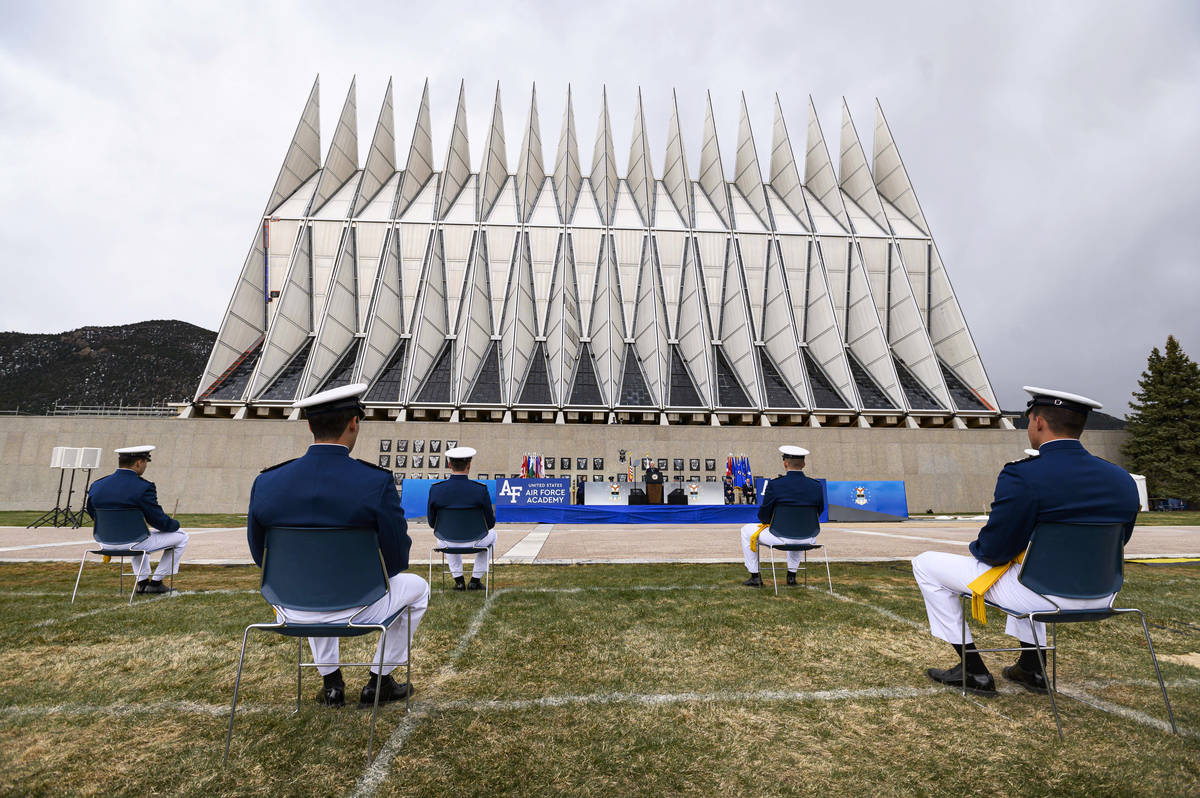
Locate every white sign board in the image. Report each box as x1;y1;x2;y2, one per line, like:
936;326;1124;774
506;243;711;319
49;447;67;468
78;448;102;470
60;448;83;469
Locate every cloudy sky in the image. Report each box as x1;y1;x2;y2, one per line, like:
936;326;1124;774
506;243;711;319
1;0;1197;413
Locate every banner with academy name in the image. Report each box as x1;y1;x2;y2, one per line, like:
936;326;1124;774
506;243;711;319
496;477;571;506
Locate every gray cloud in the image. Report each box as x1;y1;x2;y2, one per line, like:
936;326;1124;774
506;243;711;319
1;0;1196;414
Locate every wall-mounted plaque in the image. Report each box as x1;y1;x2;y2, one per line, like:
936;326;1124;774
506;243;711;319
378;455;390;468
413;440;425;453
395;455;407;468
577;458;587;471
561;455;572;469
657;458;668;469
413;455;424;468
478;473;489;480
690;475;700;482
617;473;628;482
379;440;392;453
673;458;684;471
446;440;458;450
592;457;604;470
394;472;404;484
689;458;700;471
592;474;603;481
545;457;556;470
429;455;440;468
706;475;717;482
397;439;408;452
674;474;684;481
429;439;442;453
705;458;716;471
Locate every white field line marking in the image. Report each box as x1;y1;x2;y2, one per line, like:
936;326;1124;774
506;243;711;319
832;528;970;547
0;527;240;553
0;700;275;719
32;589;259;627
349;588;503;798
500;526;552;561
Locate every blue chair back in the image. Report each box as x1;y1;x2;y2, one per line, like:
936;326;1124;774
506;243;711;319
769;505;821;540
261;527;387;612
434;507;490;543
1018;522;1126;599
93;508;150;547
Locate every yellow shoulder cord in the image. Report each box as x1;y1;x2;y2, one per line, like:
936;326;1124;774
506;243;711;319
748;522;770;553
966;551;1025;624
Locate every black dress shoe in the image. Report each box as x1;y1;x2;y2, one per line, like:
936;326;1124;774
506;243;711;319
452;577;466;591
742;574;763;587
316;685;345;707
786;572;798;586
136;579;172;595
466;577;484;591
1002;663;1049;694
359;674;414;707
927;663;997;697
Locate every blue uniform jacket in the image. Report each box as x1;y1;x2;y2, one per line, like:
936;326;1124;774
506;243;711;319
970;438;1138;566
427;474;495;533
757;470;825;525
247;444;411;577
86;469;180;532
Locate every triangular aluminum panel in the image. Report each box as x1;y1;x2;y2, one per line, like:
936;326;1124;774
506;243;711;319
545;233;581;406
758;349;802;408
483;224;517;336
661;91;693;227
780;235;856;409
673;238;713;406
884;242;951;409
196;224;270;400
733;94;771;230
309;221;345;326
844;243;903;409
758;239;809;408
404;228;450;403
258;338;314;402
500;234;537;403
626;90;655;227
313;171;361;220
455;239;499;403
394;81;434;218
816;235;850;330
667;345;705;408
567;342;605;406
554;86;582;223
766;187;806;233
768;95;807;226
466;341;503;405
652;182;686;230
364;339;407;402
694;232;727;338
528;178;560;226
517;341;555;406
302;227;358;396
311;79;359;216
437;82;472;219
571;179;604;227
414;340;455;403
611;228;642;336
400;173;438;222
737;231;769;336
570;227;602;336
528;226;559;334
250;226;314;398
442;223;474;329
358;227;403;387
587;235;623;404
516;86;547;223
443;174;477;224
272;172;320;218
478;84;509;222
618;346;654;406
590;89;618;226
654;231;687;337
631;237;668;405
698;92;732;228
719;240;762;407
926;244;998;410
691;183;728;231
353;79;396;216
712;346;754;409
838;100;889;234
804;97;851;232
357;171;400;221
318;339;361;392
611;181;644;228
265;76;321;216
872;100;928;234
398;222;433;334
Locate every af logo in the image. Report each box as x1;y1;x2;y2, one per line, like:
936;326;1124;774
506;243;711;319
498;480;524;504
854;485;869;506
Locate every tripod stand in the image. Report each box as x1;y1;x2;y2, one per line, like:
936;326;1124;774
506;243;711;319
28;469;68;528
65;468;94;528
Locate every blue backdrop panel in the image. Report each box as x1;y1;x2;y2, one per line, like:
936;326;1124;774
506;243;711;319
495;504;765;524
824;480;908;520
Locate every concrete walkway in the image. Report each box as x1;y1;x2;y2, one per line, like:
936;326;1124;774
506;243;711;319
4;523;1198;565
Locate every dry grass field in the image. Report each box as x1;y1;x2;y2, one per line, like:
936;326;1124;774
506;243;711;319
1;560;1197;797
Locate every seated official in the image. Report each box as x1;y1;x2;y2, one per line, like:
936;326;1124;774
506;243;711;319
913;386;1139;696
86;444;188;594
247;384;429;708
723;476;736;505
428;446;496;591
740;446;823;588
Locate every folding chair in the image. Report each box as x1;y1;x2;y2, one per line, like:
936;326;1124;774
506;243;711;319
761;505;833;597
224;527;414;766
428;507;495;599
957;521;1176;739
70;508;176;605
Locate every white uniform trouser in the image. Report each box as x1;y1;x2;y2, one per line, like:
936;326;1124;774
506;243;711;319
436;529;498;578
740;523;817;573
912;551;1115;647
278;573;430;677
103;529;189;581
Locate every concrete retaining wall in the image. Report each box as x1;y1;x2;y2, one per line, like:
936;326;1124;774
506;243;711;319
0;417;1128;515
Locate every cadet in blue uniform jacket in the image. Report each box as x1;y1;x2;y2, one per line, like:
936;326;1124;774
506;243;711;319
740;445;824;587
428;446;496;591
914;387;1140;697
86;444;188;593
247;384;429;708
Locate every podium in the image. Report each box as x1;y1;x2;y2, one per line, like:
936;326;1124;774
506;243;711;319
646;483;663;505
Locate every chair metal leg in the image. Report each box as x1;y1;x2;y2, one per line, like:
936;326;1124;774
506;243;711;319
406;604;413;713
127;557;138;606
70;551;89;603
1051;623;1058;691
1131;609;1177;734
802;550;808;588
823;546;834;595
224;625;255;766
1028;617;1063;741
366;625;386;765
959;595;969;696
768;546;779;596
428;548;434;597
295;637;303;714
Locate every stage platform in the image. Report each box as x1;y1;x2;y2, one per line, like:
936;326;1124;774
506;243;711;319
496;503;764;524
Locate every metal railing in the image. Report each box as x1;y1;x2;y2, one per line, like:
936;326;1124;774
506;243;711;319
49;401;179;417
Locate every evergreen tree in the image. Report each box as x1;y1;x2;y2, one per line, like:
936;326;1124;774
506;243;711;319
1122;336;1200;503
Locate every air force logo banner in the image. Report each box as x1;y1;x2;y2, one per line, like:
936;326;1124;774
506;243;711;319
498;478;571;506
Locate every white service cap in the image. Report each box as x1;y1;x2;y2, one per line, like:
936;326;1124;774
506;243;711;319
292;383;368;414
114;445;155;455
779;445;810;457
446;446;477;459
1022;386;1102;413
